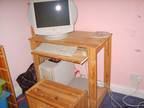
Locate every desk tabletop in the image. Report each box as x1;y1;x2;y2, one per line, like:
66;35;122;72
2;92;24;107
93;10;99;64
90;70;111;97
29;31;112;48
30;31;112;64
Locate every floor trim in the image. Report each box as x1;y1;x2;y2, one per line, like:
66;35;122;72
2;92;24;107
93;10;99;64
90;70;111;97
14;86;22;97
15;81;144;99
110;84;144;99
97;81;144;99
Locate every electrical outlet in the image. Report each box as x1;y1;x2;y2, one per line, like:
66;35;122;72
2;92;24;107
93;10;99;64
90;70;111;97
130;74;142;87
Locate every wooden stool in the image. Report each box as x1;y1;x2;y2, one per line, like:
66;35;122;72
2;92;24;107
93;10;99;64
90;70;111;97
26;80;88;108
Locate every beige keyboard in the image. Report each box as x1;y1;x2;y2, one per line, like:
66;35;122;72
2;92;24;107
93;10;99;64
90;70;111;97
34;43;77;56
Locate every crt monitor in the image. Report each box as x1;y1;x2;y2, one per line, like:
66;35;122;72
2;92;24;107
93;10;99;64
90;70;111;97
28;0;78;40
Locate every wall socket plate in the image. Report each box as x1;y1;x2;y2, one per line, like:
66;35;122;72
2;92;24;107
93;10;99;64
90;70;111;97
130;74;142;87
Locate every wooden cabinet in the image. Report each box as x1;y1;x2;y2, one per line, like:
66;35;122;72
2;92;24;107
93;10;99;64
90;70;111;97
0;45;18;108
26;80;88;108
29;31;112;108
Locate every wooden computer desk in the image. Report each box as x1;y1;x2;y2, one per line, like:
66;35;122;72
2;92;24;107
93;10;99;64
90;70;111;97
29;31;112;108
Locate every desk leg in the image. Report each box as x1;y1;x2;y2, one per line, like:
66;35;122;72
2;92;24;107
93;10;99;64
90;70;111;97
33;54;41;81
104;37;112;89
88;47;97;108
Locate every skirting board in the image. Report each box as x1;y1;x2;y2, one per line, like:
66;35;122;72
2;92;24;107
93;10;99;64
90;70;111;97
15;81;144;99
110;84;144;99
98;81;144;99
14;86;22;97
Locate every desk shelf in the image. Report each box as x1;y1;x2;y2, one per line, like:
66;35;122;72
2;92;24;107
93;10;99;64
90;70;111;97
29;31;112;108
32;48;88;64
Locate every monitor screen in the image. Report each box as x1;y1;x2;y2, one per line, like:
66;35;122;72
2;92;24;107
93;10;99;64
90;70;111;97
34;0;70;28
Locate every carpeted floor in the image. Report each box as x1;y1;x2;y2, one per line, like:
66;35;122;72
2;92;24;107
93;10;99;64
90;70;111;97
18;92;144;108
17;95;28;108
100;92;144;108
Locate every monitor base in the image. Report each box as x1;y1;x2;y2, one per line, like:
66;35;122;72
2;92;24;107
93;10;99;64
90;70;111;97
44;34;68;40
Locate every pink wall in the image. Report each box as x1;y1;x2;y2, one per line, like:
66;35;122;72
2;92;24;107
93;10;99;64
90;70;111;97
75;0;144;89
0;0;32;89
0;0;144;93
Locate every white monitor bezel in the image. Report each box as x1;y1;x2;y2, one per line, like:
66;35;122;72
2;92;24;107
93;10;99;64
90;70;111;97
29;0;77;40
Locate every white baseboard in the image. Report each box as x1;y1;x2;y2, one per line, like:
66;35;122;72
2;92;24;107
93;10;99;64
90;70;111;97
14;86;22;97
97;81;144;99
110;84;144;99
14;81;144;99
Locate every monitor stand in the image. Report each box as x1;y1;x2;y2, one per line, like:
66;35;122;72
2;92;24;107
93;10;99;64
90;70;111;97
44;34;68;40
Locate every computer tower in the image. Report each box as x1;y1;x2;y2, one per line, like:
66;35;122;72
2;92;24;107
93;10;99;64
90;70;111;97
39;60;88;91
39;60;75;85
